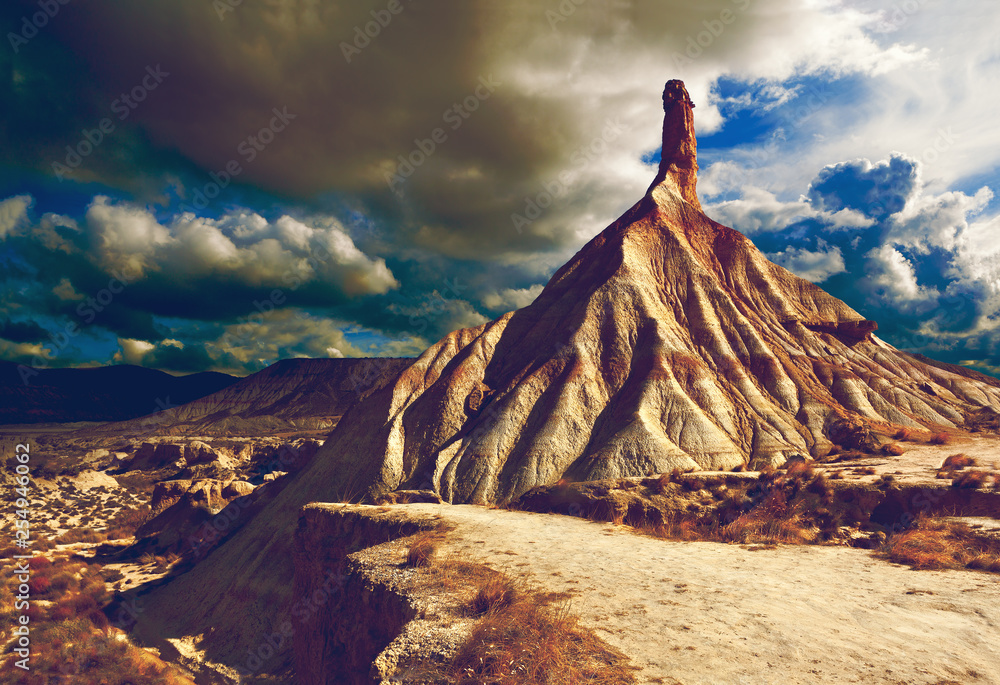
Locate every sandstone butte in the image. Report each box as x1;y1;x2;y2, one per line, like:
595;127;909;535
133;80;1000;674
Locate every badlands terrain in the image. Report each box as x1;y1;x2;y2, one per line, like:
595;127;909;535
2;80;1000;684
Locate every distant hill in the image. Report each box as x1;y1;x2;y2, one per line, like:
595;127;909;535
78;357;412;438
0;361;238;425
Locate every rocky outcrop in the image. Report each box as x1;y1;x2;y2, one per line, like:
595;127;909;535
150;478;247;511
293;504;471;685
184;441;221;465
128;442;184;471
136;477;268;556
223;481;255;499
795;319;878;343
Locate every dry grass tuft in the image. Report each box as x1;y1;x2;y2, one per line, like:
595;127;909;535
411;552;636;683
928;432;951;445
881;517;1000;573
105;505;153;540
447;578;637;684
650;472;672;496
951;470;993;490
942;454;976;470
893;427;916;441
469;574;520;616
881;443;905;456
406;532;439;568
56;528;108;545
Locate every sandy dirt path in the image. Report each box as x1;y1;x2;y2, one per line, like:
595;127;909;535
403;504;1000;685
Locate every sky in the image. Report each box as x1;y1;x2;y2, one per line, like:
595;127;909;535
1;0;998;377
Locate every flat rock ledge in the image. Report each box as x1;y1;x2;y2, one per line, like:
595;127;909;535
294;502;1000;685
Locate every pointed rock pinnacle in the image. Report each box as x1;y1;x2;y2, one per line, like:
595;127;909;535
648;79;701;209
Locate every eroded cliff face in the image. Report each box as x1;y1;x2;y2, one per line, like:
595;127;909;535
292;505;456;685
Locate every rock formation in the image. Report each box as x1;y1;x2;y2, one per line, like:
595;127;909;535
131;80;1000;675
311;80;1000;503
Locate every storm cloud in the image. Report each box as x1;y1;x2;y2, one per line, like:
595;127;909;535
1;0;998;374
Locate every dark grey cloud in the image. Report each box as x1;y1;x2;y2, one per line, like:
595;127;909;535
0;318;49;344
1;0;985;374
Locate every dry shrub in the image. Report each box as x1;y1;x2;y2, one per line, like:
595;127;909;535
716;495;816;546
967;554;1000;573
28;575;52;595
5;616;195;685
826;449;867;463
875;474;895;489
881;443;905;456
469;574;520;616
894;427;915;442
56;528;107;545
942;454;976;470
928;432;950;445
881;517;1000;573
406;532;438;568
105;505;152;540
27;556;52;571
650;472;673;496
951;470;992;490
448;580;636;684
785;461;815;481
681;476;705;492
652;517;701;542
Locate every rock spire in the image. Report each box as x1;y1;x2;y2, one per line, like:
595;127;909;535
648;79;701;209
